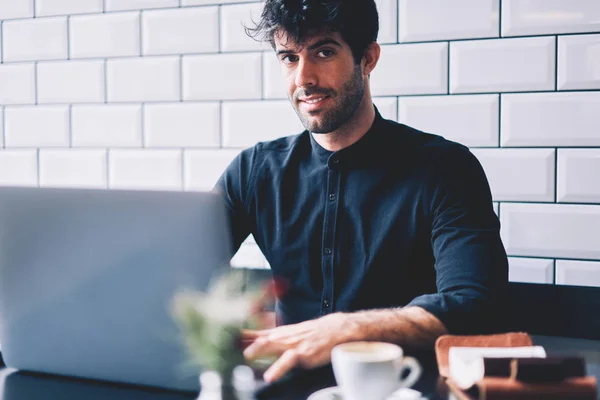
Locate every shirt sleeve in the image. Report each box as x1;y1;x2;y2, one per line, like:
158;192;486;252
406;144;509;334
213;146;258;258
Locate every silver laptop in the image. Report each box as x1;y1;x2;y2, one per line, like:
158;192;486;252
0;186;232;392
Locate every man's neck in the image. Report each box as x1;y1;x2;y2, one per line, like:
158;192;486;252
310;98;376;152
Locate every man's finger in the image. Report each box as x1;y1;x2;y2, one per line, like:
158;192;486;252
263;349;299;383
243;336;283;360
240;329;269;339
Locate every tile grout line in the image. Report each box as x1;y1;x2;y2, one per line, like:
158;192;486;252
554;148;558;202
67;15;71;59
180;55;184;102
498;0;502;37
554;35;558;91
395;0;399;44
446;41;450;95
104;59;108;103
139;11;143;56
34;62;39;104
497;93;501;147
217;5;222;53
36;148;41;188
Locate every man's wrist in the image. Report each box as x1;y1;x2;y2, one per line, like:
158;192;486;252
338;311;369;342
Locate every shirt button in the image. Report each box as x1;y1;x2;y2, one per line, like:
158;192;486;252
323;300;330;308
328;193;336;202
324;248;332;255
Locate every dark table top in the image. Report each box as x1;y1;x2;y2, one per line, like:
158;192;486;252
0;351;445;400
1;336;599;400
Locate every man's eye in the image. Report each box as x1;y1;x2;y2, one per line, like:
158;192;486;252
317;49;334;58
281;55;298;63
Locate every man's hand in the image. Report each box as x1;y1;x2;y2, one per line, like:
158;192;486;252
242;312;358;383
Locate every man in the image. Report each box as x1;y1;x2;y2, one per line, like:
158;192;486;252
215;0;508;384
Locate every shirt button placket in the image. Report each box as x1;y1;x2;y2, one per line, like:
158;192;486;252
321;155;341;316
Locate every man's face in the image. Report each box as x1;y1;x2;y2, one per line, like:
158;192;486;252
274;31;365;134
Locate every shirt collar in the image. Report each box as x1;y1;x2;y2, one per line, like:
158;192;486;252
309;106;387;166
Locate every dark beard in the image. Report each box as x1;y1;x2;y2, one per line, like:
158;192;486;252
292;65;365;134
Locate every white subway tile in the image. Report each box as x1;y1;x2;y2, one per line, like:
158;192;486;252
72;104;142;147
70;12;140;59
558;149;600;203
556;260;600;288
558;34;600;90
450;36;555;94
35;0;102;16
376;0;397;44
508;257;554;284
0;150;37;186
471;148;555;202
107;57;180;102
0;0;34;20
37;60;104;104
501;92;600;147
39;149;107;188
184;149;240;191
0;63;35;105
493;202;499;216
370;43;448;96
144;103;220;147
109;149;182;190
5;106;69;147
263;52;286;99
231;243;268;269
221;3;270;52
398;94;498;147
500;203;600;260
142;7;218;55
502;0;600;36
3;17;67;62
183;53;261;100
182;0;248;5
222;100;304;148
373;97;397;121
105;0;178;12
399;0;499;42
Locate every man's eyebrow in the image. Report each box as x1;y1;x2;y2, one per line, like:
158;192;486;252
276;39;343;56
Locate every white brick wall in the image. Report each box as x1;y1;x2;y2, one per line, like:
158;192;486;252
37;60;105;104
0;0;599;282
142;7;219;55
70;12;140;59
3;17;68;62
72;104;142;147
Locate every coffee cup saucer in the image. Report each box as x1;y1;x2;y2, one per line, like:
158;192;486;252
307;386;424;400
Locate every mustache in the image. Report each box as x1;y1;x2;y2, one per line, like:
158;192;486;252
294;88;334;101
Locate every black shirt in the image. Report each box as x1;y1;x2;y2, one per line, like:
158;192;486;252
215;108;508;334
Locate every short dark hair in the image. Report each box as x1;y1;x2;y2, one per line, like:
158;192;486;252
245;0;379;64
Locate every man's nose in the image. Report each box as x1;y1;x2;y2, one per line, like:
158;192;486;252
294;59;318;88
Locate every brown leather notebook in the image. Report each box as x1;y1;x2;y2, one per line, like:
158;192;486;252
435;332;598;400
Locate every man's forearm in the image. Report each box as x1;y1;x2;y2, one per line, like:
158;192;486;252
345;306;448;349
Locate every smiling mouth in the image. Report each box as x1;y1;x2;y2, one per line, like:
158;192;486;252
302;96;327;104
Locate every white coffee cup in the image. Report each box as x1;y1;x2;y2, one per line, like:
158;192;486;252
331;341;422;400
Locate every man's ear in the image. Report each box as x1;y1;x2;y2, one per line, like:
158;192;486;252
362;42;381;76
